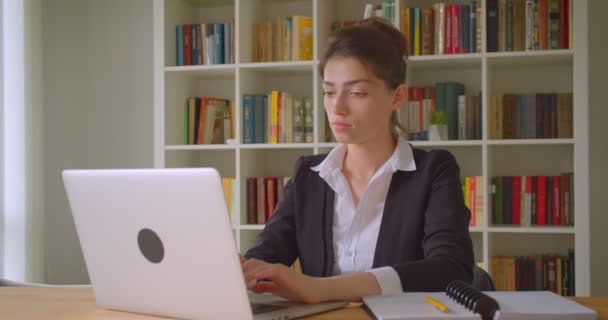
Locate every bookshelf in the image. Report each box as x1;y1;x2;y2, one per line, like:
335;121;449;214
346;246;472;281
153;0;589;295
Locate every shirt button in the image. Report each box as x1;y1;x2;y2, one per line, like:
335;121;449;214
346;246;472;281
345;251;353;258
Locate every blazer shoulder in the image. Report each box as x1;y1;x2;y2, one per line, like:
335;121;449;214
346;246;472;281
292;153;329;178
412;147;458;172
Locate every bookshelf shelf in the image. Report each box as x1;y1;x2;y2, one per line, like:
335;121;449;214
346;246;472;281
165;64;237;74
487;226;576;234
238;225;266;231
154;0;589;295
486;139;575;146
239;61;315;73
486;50;574;67
239;143;315;150
165;144;237;151
408;54;483;69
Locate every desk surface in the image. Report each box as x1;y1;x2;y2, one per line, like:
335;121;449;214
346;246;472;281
0;287;606;320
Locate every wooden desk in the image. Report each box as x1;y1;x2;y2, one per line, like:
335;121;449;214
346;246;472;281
0;287;605;320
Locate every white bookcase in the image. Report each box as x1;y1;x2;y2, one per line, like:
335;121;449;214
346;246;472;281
153;0;589;295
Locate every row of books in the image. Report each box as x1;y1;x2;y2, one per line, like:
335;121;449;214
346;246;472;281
463;176;484;227
176;21;234;66
400;83;482;141
242;92;314;144
402;2;482;56
246;176;291;225
490;174;573;226
184;97;234;145
221;177;237;225
252;16;313;63
331;0;397;31
491;251;574;296
486;0;572;52
488;93;572;140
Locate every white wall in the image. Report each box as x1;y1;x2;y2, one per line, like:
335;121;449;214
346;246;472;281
588;0;608;297
0;0;4;279
42;0;154;284
24;0;45;284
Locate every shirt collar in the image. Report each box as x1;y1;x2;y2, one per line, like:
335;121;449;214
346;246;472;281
310;136;417;177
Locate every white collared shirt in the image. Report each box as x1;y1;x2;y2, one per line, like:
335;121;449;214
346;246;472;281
310;137;417;296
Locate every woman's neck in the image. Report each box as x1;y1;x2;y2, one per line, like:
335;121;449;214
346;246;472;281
343;133;397;181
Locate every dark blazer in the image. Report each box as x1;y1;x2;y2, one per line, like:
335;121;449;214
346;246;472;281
245;147;474;292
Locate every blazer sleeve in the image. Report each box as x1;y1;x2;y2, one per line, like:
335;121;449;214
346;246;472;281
393;152;474;291
243;158;301;267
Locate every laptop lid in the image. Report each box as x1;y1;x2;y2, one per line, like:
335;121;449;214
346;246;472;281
63;168;252;319
63;168;348;320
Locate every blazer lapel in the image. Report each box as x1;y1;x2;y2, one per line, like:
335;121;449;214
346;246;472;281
372;170;415;267
322;182;335;276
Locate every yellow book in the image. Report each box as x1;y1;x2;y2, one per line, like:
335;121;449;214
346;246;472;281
221;177;231;216
296;16;313;60
464;177;471;210
270;91;279;144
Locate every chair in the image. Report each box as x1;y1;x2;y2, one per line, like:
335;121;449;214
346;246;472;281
471;265;495;291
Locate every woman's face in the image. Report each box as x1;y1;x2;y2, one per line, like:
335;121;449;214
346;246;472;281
322;56;404;145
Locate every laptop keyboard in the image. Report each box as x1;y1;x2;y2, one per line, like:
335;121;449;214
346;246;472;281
250;303;288;315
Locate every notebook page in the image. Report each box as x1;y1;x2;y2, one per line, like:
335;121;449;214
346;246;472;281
485;291;597;320
363;292;480;320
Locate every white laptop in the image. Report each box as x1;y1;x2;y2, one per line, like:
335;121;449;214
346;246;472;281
62;168;348;320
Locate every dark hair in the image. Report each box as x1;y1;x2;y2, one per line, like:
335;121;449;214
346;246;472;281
319;17;408;136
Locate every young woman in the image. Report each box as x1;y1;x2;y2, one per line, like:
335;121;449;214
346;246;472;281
242;17;474;304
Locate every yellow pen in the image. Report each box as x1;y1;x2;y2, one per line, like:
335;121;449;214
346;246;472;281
426;296;449;313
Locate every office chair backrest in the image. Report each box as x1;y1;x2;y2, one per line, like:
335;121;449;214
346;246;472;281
472;266;495;291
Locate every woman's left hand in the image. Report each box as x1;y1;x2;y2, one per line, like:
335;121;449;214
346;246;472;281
242;258;324;304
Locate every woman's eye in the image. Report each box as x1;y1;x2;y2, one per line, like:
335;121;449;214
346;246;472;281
350;92;366;97
323;91;335;96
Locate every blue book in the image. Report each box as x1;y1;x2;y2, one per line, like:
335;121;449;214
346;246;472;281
242;95;255;144
192;24;198;65
224;21;231;64
214;23;224;64
253;95;266;143
460;5;469;53
176;25;184;66
470;2;477;53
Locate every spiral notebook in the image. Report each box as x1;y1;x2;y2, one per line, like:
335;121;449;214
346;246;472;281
363;281;597;320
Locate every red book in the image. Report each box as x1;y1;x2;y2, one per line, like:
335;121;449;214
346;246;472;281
539;0;548;50
452;4;460;54
256;177;266;224
445;5;453;54
553;175;561;225
184;24;192;65
536;176;547;225
469;176;477;226
562;174;571;225
512;176;522;225
412;87;424;132
560;0;569;49
265;177;277;220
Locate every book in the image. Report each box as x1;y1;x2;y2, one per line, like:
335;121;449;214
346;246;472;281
363;280;596;320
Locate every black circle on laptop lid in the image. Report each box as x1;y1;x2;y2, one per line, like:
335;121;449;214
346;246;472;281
137;228;164;263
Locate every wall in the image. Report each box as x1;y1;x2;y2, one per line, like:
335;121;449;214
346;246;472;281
41;0;154;284
588;0;608;296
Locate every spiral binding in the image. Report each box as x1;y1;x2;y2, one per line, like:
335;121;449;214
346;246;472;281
445;280;500;320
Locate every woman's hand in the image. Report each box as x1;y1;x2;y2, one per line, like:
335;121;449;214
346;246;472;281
242;258;323;304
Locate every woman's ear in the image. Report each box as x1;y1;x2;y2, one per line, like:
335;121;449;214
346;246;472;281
392;84;408;110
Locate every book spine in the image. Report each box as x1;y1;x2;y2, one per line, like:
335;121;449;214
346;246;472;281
256;177;266;224
304;97;314;143
487;0;499;52
247;178;257;224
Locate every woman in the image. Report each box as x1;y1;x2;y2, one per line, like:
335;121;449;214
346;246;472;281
242;17;474;304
